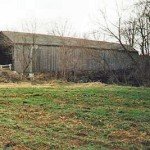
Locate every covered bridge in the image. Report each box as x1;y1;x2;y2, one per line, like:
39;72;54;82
0;31;138;74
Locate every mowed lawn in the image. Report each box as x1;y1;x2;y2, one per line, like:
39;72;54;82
0;82;150;150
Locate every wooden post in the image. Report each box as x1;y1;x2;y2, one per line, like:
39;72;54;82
9;64;12;70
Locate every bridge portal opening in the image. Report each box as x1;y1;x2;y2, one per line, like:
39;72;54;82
0;45;12;65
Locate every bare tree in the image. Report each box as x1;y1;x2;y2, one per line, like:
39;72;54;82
46;19;80;80
121;0;150;56
47;19;77;37
13;22;39;76
93;0;149;55
136;0;150;55
91;0;150;86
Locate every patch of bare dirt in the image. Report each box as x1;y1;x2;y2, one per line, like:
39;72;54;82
108;129;148;143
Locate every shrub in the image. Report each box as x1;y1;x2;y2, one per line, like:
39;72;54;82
0;69;21;83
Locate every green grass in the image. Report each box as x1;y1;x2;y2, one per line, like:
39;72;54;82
0;82;150;150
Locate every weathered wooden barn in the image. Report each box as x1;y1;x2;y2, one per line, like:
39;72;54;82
0;31;138;74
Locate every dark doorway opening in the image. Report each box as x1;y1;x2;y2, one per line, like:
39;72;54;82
0;45;12;65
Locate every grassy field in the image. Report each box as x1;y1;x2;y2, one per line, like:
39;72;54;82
0;81;150;150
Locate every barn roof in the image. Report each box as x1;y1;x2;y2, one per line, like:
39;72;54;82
0;31;135;51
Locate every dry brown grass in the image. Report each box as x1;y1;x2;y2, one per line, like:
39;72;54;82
0;81;105;89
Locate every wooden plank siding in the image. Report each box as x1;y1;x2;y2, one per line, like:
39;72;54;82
0;31;139;74
13;44;138;73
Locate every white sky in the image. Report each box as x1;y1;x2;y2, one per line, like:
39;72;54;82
0;0;138;37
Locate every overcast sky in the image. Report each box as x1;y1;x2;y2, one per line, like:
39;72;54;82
0;0;138;37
